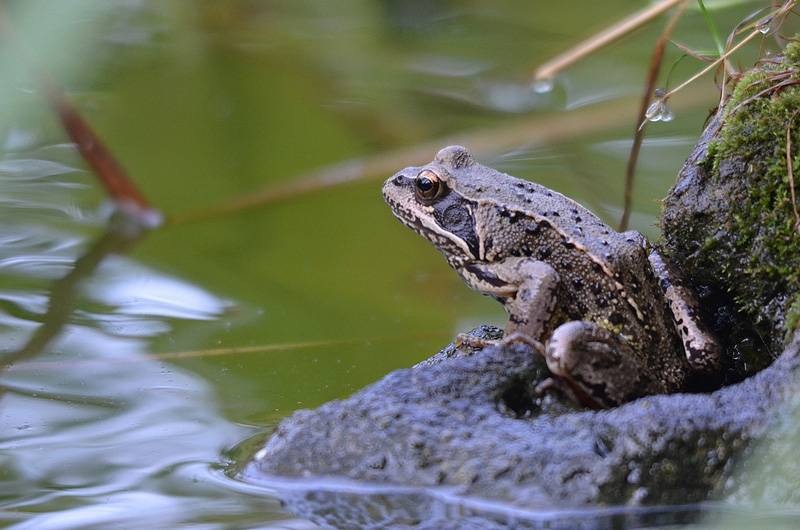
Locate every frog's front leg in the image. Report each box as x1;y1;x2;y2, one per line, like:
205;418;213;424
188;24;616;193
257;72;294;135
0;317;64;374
545;321;666;408
648;251;723;373
456;259;559;350
499;259;560;341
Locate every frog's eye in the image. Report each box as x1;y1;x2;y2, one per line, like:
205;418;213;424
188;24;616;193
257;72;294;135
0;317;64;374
415;170;443;201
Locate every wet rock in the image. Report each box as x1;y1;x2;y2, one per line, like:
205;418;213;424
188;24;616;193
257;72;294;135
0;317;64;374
244;328;800;527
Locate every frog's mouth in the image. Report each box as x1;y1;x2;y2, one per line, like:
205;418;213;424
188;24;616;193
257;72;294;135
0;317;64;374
382;173;480;260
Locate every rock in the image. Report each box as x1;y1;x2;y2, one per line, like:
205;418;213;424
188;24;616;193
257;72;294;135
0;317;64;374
242;327;800;528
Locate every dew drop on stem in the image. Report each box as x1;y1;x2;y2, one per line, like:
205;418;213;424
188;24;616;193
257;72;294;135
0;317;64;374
532;77;554;94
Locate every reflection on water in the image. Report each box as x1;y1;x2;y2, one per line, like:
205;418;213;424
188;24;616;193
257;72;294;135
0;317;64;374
233;474;722;530
0;141;291;527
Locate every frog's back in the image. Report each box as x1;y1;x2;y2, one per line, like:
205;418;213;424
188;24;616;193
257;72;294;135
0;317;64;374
437;147;648;276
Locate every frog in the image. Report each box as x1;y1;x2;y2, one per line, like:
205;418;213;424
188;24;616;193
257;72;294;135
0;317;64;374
382;145;722;408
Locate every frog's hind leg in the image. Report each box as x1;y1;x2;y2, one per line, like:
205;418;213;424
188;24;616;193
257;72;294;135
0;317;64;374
545;321;666;408
648;251;723;374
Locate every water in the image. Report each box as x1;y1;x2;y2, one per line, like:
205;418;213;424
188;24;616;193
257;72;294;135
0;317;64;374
0;1;787;528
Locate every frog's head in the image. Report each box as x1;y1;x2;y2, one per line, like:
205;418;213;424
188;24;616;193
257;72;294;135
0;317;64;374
382;146;482;261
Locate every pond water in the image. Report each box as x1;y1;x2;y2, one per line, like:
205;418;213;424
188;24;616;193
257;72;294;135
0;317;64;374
0;1;791;528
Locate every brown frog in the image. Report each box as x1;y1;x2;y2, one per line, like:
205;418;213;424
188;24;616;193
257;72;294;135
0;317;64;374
382;145;722;408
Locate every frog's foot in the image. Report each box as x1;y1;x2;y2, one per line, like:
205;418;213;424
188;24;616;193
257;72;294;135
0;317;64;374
649;251;723;373
454;332;494;351
455;332;545;355
534;376;584;406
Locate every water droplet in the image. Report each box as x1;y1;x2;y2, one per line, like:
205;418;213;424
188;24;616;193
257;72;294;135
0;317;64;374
658;104;674;122
756;16;773;34
532;77;554;94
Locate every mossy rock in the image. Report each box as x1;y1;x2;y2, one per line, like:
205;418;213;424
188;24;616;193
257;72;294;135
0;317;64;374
661;47;800;379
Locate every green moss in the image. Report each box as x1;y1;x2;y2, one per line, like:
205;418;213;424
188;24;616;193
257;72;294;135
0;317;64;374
785;39;800;63
701;50;800;339
661;46;800;370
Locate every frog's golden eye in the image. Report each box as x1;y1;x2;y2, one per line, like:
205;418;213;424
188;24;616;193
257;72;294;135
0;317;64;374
415;170;443;201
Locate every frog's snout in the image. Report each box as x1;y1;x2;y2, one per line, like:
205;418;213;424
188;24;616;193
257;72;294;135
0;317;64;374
382;171;412;203
386;172;410;187
381;174;396;201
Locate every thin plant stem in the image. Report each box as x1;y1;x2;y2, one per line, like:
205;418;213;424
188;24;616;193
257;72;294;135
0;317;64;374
619;0;691;232
659;27;762;108
5;333;445;370
697;0;725;58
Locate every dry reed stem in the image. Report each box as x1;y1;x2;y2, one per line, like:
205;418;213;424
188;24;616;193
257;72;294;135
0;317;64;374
659;29;762;110
5;334;444;369
168;97;643;226
619;0;690;232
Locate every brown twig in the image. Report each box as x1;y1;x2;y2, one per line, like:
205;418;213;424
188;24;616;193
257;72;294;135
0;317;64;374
655;28;763;119
725;76;800;118
618;0;690;232
40;80;156;215
0;6;160;225
642;1;800;128
670;40;715;63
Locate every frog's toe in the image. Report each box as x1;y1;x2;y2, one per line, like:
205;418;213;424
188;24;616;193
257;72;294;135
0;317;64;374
497;332;546;354
454;332;495;350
